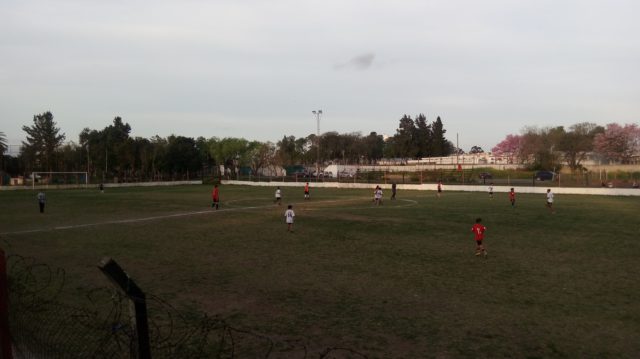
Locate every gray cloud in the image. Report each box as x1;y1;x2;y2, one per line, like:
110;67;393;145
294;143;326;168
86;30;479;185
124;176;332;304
334;53;376;70
1;1;639;150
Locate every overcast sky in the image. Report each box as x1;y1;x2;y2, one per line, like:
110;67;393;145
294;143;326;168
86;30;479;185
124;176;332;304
1;0;639;154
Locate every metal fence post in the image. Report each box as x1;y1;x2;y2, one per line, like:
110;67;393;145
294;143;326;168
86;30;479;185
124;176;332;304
0;249;12;359
98;258;151;359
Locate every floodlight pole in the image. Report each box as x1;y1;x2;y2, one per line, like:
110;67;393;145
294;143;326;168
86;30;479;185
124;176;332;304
312;110;322;181
86;143;90;184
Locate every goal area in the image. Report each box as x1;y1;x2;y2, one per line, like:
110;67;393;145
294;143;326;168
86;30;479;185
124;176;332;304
31;172;89;189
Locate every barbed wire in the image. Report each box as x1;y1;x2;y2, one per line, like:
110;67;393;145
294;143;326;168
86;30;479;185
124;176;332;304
4;253;368;358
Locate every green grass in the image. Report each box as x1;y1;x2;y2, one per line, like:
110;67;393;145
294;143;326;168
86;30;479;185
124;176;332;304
1;185;639;358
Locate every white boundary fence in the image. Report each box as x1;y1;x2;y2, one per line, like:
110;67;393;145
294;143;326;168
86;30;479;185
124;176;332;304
221;180;640;197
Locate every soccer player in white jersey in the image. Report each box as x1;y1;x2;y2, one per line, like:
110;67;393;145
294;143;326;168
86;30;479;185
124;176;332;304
275;187;282;205
374;186;383;205
546;188;555;213
285;205;295;232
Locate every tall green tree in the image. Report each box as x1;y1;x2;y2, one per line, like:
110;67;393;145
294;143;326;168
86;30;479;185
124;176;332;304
430;116;449;157
393;115;418;158
519;126;564;170
414;114;432;158
79;116;132;180
363;132;384;161
248;141;276;176
21;111;66;171
276;135;306;166
163;135;202;176
210;137;251;175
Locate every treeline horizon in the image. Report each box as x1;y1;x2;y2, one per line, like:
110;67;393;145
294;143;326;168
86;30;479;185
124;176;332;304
0;112;457;180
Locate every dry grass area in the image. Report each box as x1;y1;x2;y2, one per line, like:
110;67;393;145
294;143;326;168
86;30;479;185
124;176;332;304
1;184;639;358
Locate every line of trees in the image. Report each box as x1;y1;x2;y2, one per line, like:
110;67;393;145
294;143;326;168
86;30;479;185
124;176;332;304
383;115;453;158
1;112;454;181
492;122;640;171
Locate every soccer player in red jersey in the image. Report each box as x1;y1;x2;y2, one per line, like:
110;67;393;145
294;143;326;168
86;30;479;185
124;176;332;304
211;185;220;210
509;188;516;207
471;218;487;257
304;182;310;200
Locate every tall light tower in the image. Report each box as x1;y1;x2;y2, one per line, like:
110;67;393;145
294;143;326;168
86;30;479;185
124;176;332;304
312;110;322;180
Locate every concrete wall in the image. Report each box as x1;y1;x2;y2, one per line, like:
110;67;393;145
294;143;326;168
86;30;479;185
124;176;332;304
221;180;640;197
103;181;202;188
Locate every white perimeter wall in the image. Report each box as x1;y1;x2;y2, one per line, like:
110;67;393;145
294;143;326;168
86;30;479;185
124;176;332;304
103;181;202;188
222;180;640;197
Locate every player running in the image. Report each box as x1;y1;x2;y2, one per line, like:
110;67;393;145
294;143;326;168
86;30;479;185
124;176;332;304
509;188;516;207
546;189;555;213
471;218;488;257
374;186;383;205
275;187;282;205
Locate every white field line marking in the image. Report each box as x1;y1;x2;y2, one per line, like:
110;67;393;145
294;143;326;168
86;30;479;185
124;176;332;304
225;197;418;210
0;198;418;236
0;203;272;236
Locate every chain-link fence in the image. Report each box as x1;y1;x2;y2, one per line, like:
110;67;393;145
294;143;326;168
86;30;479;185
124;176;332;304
4;253;368;359
229;167;640;189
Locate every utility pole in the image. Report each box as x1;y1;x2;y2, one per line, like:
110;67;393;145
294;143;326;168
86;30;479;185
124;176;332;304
312;110;322;181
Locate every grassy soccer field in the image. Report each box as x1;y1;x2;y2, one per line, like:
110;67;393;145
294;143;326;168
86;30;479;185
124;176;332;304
1;184;639;358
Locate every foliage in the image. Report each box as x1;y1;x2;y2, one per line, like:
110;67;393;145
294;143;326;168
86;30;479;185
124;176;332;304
247;141;276;176
164;136;202;175
21;111;66;172
9;111;455;179
512;126;564;171
491;134;522;164
593;123;640;164
385;114;452;159
557;122;603;171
